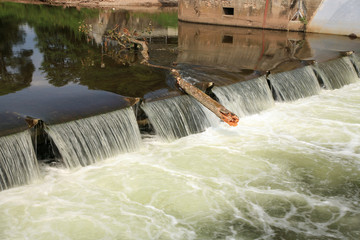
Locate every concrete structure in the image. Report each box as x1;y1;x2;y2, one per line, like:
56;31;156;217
307;0;360;36
178;0;360;36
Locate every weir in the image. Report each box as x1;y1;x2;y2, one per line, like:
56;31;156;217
350;53;360;77
267;66;321;101
0;131;39;191
1;2;360;192
212;76;274;117
45;108;142;168
314;57;359;90
1;54;360;191
141;95;218;141
2;3;360;239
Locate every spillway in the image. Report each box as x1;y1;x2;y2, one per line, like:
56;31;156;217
212;76;274;117
0;131;39;191
45;108;142;168
1;4;360;238
314;57;358;90
141;95;218;141
1;81;359;239
267;66;321;101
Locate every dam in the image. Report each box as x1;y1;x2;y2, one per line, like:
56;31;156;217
0;1;360;239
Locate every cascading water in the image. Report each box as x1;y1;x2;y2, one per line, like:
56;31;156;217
212;76;274;117
45;108;142;168
350;53;360;77
141;95;218;141
1;81;360;239
314;57;359;90
0;131;39;191
267;66;321;102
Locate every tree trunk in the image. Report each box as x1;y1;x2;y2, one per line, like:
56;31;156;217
111;35;239;127
171;69;239;126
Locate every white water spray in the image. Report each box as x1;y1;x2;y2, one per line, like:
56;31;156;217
0;131;39;191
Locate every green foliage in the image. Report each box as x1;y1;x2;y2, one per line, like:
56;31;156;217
299;16;308;25
0;2;98;93
0;2;98;37
0;1;171;97
132;12;178;28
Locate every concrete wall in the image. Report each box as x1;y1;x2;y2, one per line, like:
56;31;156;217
307;0;360;36
178;0;360;36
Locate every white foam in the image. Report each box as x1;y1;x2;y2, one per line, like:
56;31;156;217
1;83;360;239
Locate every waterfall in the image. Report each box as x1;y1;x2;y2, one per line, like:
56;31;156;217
46;108;142;168
0;131;39;191
314;57;359;90
267;66;321;102
212;76;274;117
141;95;218;141
349;53;360;78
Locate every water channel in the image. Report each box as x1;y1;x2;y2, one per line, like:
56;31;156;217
0;2;360;239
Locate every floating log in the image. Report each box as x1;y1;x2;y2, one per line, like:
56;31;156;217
171;69;239;126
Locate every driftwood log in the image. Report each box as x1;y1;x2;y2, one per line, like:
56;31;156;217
106;29;239;127
171;69;239;126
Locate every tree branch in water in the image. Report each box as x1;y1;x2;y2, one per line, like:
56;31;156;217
105;26;239;127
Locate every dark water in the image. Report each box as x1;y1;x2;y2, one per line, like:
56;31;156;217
0;2;177;129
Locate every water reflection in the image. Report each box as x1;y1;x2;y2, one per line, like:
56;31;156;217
0;112;29;137
177;21;360;74
1;2;360;135
0;2;178;132
0;14;34;95
88;9;178;45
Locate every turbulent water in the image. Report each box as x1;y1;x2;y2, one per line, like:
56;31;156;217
0;81;359;239
142;95;218;141
45;108;141;168
315;57;359;90
268;66;321;101
212;76;274;117
0;131;39;191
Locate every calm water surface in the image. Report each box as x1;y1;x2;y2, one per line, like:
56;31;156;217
0;2;176;128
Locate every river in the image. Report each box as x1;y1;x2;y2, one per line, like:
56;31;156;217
0;2;359;239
